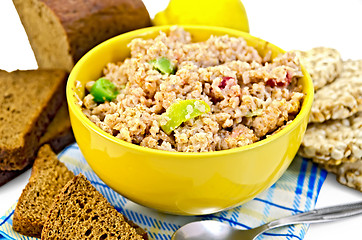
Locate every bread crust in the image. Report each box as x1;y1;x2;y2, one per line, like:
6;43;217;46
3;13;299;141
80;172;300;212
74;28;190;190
13;0;151;71
0;166;30;187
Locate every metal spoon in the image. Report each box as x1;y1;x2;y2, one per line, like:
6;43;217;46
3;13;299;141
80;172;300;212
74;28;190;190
172;201;362;240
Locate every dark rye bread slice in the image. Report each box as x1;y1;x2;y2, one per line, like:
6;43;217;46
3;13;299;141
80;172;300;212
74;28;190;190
41;174;148;240
0;69;67;170
13;0;151;71
0;166;31;187
0;102;74;187
12;144;75;238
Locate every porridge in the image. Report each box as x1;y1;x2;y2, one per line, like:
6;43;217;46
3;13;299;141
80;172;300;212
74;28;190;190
80;27;304;152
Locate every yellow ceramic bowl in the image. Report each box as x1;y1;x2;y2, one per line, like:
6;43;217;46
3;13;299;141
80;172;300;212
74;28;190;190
67;25;313;215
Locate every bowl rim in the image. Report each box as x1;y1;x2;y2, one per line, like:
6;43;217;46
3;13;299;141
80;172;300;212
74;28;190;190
67;25;314;158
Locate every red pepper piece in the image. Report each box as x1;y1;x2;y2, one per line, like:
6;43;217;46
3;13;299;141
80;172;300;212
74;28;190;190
219;76;234;89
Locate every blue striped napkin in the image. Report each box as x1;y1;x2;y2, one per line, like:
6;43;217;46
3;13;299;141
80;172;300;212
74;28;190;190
0;143;327;240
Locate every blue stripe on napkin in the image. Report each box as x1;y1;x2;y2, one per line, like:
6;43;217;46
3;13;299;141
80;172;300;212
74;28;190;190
0;143;327;240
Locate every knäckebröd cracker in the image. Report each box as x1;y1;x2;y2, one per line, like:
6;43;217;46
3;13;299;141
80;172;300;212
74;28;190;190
309;60;362;123
294;47;342;90
320;161;362;192
299;112;362;165
336;161;362;192
339;59;362;78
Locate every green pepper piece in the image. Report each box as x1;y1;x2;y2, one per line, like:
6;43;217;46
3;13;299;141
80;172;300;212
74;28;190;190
90;78;119;103
150;57;176;74
245;108;263;117
160;99;211;134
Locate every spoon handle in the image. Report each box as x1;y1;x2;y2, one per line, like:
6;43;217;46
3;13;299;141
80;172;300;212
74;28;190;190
265;201;362;230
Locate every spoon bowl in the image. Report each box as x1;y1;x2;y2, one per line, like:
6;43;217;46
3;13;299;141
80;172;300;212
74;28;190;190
172;201;362;240
172;220;264;240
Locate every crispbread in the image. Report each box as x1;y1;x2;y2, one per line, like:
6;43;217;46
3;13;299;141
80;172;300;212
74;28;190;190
309;60;362;123
336;161;362;191
299;112;362;165
294;47;342;90
297;49;362;192
320;161;362;192
339;59;362;78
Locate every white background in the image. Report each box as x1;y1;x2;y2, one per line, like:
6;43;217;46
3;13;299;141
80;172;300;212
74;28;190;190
0;0;361;239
